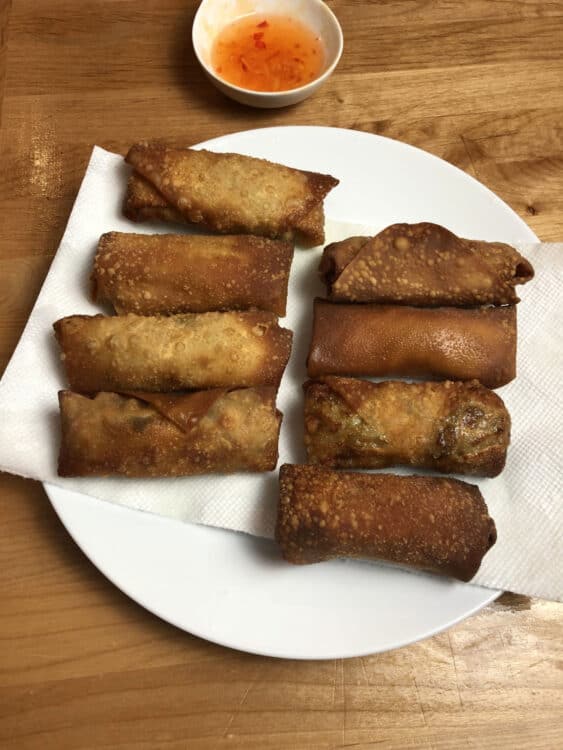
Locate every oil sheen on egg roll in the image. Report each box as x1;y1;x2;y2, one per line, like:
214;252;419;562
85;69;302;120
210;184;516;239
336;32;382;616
304;377;510;476
276;464;497;582
307;299;516;388
124;142;339;246
320;222;534;305
54;311;293;392
92;231;293;316
58;388;282;477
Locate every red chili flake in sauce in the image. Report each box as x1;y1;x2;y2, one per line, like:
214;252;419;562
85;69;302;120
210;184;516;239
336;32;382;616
212;14;324;92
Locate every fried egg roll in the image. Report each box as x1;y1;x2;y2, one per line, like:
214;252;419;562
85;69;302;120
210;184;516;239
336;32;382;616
124;172;327;246
320;223;534;305
276;464;497;582
92;232;293;316
304;377;510;476
54;311;293;392
58;388;282;477
124;142;339;246
307;299;516;388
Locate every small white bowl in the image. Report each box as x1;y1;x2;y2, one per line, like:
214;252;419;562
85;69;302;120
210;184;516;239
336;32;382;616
192;0;344;108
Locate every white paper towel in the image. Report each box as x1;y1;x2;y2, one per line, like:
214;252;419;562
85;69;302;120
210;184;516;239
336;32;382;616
0;147;561;601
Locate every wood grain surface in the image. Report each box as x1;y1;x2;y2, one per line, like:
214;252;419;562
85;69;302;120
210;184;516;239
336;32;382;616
1;1;562;748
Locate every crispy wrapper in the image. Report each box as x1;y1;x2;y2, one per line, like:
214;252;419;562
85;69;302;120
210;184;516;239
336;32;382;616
54;311;293;392
320;223;534;305
92;231;293;316
124;173;327;245
307;299;516;388
276;464;497;581
304;377;510;476
58;388;282;477
124;142;339;246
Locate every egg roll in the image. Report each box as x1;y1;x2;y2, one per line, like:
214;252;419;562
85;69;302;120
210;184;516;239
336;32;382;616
307;299;516;388
54;311;293;392
124;142;339;246
304;377;510;476
276;464;497;582
124;172;326;245
320;223;534;305
92;231;293;316
58;388;282;477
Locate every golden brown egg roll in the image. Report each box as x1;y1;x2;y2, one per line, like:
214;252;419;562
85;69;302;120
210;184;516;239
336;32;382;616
54;311;293;392
124;142;339;246
320;223;534;305
304;377;510;476
58;388;282;477
92;231;293;316
124;172;326;244
276;464;497;582
307;299;516;388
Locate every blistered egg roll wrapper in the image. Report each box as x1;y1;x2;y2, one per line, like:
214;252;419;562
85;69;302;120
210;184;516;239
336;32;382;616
276;464;497;582
92;231;293;316
54;311;293;392
123;172;327;248
304;377;510;477
124;143;339;247
320;222;534;306
306;299;516;389
58;388;281;477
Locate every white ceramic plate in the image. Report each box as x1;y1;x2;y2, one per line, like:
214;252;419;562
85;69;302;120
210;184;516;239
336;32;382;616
45;126;537;660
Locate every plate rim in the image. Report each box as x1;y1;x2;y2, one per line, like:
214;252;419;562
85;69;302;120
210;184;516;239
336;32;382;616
45;482;502;661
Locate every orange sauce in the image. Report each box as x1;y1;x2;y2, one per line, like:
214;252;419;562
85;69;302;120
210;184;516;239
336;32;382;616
211;14;325;92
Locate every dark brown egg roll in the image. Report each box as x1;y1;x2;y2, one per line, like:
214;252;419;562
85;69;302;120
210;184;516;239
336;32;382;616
304;377;510;476
276;464;497;581
307;299;516;388
92;231;293;316
58;388;282;477
320;223;534;305
124;142;339;247
54;311;293;392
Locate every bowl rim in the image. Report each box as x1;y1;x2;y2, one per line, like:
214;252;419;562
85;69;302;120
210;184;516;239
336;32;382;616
191;0;344;99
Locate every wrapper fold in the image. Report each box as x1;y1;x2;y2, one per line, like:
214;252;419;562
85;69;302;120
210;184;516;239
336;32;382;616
304;376;510;476
59;388;282;477
320;222;534;305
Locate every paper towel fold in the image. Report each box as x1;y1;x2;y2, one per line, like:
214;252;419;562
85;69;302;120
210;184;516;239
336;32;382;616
0;147;561;601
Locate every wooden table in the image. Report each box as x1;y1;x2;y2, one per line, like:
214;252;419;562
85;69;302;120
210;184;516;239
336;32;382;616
1;2;562;747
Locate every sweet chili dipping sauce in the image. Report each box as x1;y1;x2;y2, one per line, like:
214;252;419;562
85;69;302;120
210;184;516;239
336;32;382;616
211;15;325;92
